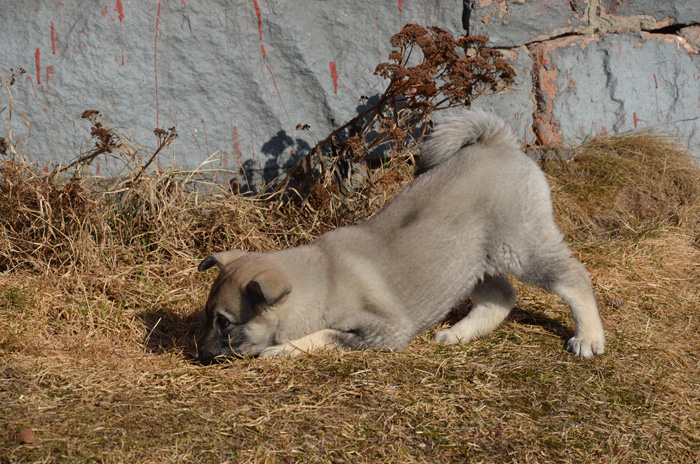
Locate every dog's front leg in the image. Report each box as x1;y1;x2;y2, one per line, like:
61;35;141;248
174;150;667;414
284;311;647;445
259;329;363;358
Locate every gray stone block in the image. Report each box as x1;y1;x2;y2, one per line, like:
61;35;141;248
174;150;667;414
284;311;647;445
1;0;462;185
601;0;700;23
2;0;699;181
534;33;700;159
471;47;536;145
468;0;584;47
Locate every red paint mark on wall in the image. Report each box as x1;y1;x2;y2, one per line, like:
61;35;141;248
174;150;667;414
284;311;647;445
232;126;243;161
633;112;640;128
330;61;339;94
253;0;263;39
51;22;56;54
266;65;280;96
116;0;124;22
266;65;290;125
113;0;126;66
201;118;210;151
154;0;162;128
25;76;38;98
253;0;267;59
653;74;658;89
101;5;108;17
46;65;55;83
398;0;402;11
35;48;41;84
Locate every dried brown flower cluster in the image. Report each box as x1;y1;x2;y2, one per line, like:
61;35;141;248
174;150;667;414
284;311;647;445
7;67;26;87
277;24;515;200
376;24;515;117
80;109;123;160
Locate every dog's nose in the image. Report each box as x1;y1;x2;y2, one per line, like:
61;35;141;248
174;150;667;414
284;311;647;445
191;343;214;365
196;352;215;365
190;348;208;364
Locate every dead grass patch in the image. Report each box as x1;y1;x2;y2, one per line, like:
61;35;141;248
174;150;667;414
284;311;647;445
541;131;700;241
1;131;700;463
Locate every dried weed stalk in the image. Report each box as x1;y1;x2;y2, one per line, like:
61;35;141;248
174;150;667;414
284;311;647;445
57;110;178;183
0;67;29;159
0;111;185;274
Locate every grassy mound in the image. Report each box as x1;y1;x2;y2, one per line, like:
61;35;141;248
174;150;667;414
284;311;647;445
544;132;700;240
1;131;699;463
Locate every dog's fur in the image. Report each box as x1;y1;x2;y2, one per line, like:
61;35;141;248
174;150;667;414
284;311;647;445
195;110;605;363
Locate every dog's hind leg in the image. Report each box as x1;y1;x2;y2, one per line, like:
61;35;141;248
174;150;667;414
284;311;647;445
549;258;605;357
522;253;605;357
435;275;516;345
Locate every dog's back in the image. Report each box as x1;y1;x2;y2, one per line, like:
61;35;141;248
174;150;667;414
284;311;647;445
349;111;562;335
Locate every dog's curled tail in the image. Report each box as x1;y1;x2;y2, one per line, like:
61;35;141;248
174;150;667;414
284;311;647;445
416;110;519;175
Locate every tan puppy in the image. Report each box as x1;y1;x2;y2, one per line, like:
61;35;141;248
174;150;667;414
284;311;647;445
195;110;605;363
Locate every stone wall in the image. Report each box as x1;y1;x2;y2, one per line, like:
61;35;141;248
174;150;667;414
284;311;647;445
1;1;698;184
470;0;700;157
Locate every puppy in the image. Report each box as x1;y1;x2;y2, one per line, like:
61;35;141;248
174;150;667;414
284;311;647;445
195;110;605;363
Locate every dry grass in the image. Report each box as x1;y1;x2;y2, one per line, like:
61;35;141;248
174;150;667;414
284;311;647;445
1;131;700;463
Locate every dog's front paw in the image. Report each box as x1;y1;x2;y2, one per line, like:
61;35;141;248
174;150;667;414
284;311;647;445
435;328;466;345
565;335;605;358
258;344;287;358
259;343;303;358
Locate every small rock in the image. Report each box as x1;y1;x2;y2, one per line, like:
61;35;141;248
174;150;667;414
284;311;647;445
14;428;35;444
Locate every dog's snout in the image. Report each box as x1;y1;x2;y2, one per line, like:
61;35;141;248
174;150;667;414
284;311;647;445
193;341;218;365
197;353;216;365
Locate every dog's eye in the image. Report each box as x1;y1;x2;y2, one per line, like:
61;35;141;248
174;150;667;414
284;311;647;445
216;315;231;330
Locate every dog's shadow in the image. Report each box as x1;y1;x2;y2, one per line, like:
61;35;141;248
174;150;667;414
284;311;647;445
507;307;574;340
137;303;573;362
443;300;574;341
136;309;200;361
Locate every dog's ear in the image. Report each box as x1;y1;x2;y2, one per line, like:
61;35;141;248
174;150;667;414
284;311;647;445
198;250;247;272
246;270;291;306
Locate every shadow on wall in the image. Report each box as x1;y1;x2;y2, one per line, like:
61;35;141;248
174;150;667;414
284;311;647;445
234;92;431;194
237;130;311;195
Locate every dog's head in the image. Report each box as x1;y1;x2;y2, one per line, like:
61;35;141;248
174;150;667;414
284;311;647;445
195;251;291;364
